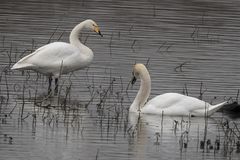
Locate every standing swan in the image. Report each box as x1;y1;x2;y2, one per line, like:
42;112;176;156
130;63;227;117
11;19;103;94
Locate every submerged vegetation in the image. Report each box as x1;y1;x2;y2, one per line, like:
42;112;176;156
0;2;240;157
0;34;239;159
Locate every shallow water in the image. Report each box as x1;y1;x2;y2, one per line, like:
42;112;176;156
0;0;240;159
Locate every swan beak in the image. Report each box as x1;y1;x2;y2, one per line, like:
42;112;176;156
94;26;103;37
131;76;137;85
98;30;103;37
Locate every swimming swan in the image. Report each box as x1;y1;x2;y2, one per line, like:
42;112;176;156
11;19;103;94
130;63;227;117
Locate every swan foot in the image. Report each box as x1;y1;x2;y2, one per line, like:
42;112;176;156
48;88;52;95
54;78;58;95
48;76;52;95
47;77;58;96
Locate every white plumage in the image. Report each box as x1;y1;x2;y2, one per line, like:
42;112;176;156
12;42;93;77
12;19;102;94
130;63;227;116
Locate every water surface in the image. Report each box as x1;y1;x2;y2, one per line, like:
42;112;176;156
0;0;240;159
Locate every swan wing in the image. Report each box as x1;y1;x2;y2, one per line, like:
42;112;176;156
12;42;90;76
175;95;210;111
143;93;211;115
168;96;210;115
16;42;79;66
146;93;187;109
147;93;209;109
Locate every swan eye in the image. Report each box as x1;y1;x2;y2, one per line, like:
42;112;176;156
134;72;140;77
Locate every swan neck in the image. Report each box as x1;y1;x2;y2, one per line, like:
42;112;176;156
130;69;151;113
69;22;86;48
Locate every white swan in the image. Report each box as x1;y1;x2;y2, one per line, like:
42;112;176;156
130;63;227;117
11;19;103;94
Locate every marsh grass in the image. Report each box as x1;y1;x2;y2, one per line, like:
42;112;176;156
0;32;239;160
219;119;240;157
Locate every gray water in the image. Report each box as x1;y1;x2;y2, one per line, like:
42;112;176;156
0;0;240;159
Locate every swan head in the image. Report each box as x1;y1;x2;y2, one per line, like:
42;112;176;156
130;63;151;113
84;19;103;37
131;63;148;84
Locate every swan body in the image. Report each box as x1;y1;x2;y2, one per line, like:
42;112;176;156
12;42;93;77
11;19;102;93
12;19;102;77
130;63;227;117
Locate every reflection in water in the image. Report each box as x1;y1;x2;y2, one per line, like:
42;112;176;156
128;112;240;160
0;93;240;159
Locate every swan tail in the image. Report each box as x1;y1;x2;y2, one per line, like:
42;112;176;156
208;101;228;116
11;51;37;70
11;61;35;70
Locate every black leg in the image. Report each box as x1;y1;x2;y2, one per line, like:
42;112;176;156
54;78;58;95
48;76;52;94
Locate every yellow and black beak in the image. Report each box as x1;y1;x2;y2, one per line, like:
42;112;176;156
94;26;103;37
